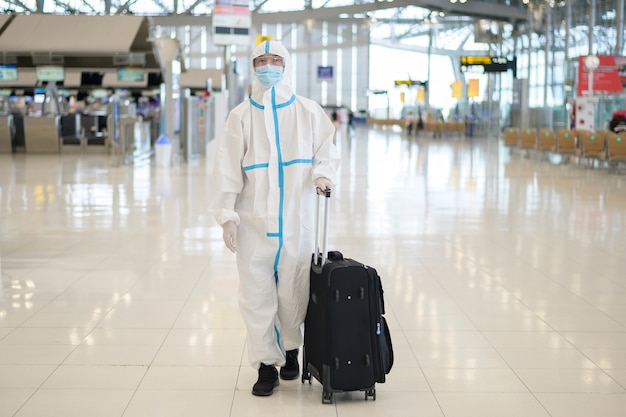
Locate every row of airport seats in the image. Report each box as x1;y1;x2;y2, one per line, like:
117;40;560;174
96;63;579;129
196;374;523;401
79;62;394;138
422;120;467;135
503;127;626;173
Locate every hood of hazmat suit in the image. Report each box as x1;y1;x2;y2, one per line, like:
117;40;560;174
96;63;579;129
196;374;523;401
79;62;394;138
209;40;340;369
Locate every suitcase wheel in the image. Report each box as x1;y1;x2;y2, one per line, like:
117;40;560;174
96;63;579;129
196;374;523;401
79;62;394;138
365;388;376;401
322;390;334;404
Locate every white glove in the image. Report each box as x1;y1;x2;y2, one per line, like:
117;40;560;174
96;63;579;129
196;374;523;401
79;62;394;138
221;221;238;253
315;177;333;196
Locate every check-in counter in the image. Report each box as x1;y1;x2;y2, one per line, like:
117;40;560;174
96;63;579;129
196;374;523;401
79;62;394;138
81;114;108;145
11;112;25;150
0;114;14;153
24;116;61;153
128;120;151;159
60;113;83;146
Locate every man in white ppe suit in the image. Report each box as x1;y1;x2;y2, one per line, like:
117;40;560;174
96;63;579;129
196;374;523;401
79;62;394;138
209;40;340;396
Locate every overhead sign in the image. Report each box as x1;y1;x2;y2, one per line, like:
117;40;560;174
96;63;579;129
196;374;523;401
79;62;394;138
394;80;422;86
0;65;18;81
36;66;65;82
461;56;504;65
460;56;516;77
577;55;624;96
317;66;333;81
213;0;251;46
117;66;145;82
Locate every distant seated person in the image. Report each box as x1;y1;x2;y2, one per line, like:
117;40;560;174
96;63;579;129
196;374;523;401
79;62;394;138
610;110;626;133
86;98;106;115
416;114;424;134
405;111;415;135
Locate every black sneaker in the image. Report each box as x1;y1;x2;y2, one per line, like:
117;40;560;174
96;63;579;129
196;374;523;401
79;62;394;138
252;364;279;396
279;349;300;380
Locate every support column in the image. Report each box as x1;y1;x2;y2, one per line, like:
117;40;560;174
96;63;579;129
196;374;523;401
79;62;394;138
154;37;179;142
426;26;432;116
565;0;571;79
616;0;624;55
521;22;532;129
544;3;550;108
588;0;596;54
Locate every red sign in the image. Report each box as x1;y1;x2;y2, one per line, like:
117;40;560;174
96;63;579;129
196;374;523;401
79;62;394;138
616;56;626;88
577;55;624;96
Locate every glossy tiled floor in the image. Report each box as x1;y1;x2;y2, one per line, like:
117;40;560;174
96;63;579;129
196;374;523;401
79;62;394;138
1;123;626;417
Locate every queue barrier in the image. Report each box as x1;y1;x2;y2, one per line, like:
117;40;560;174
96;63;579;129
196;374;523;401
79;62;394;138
23;116;60;153
0;115;13;153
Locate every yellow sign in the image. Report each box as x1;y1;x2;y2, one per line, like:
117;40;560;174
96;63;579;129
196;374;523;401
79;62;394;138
416;88;425;103
461;56;493;65
256;35;273;45
400;92;406;103
468;79;479;97
451;80;463;98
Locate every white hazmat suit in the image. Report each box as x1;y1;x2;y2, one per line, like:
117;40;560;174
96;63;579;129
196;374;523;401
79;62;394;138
209;40;340;370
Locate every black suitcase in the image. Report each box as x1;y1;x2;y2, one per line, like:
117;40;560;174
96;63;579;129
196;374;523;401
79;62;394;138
302;190;393;404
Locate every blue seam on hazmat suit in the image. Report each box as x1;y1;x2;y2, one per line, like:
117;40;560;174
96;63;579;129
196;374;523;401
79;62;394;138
250;95;295;110
243;159;311;171
267;65;284;356
248;93;303;284
271;86;284;285
283;159;312;166
243;163;269;170
275;327;282;358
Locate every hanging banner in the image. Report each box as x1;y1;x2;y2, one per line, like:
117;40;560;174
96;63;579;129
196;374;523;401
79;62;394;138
451;80;463;98
416;88;425;103
577;55;623;96
213;0;251;46
467;79;479;97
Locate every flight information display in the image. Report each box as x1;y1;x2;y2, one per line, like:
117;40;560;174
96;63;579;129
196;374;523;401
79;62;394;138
460;56;516;77
36;66;65;82
0;65;18;81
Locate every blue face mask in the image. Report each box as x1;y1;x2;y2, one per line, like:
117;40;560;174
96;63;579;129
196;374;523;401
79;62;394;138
255;64;284;87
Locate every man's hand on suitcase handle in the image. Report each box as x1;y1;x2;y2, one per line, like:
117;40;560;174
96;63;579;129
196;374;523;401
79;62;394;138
315;177;333;196
221;221;238;253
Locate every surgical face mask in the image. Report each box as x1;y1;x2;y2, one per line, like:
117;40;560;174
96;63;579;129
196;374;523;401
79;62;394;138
255;64;284;87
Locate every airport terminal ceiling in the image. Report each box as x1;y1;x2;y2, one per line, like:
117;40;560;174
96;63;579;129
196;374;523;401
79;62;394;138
0;0;621;58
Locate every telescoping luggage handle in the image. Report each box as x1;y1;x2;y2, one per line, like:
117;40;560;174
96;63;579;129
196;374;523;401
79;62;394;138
314;188;331;267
